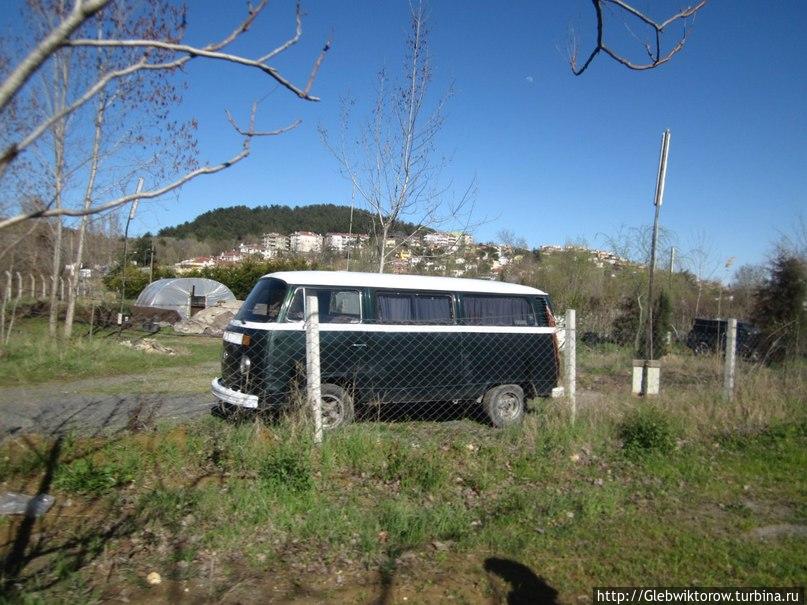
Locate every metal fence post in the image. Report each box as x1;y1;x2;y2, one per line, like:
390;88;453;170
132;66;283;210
565;309;577;424
29;274;35;299
723;318;737;400
305;294;323;444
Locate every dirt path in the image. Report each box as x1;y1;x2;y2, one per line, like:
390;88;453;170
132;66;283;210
0;362;218;439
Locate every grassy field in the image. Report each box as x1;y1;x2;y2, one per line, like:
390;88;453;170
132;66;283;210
0;318;221;387
0;351;804;603
0;318;804;602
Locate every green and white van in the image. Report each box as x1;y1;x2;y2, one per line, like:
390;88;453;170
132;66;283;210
212;271;560;428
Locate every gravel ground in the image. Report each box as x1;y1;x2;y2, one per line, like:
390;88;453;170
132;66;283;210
0;364;218;439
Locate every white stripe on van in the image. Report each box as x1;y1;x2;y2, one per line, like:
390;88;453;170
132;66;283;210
230;320;558;335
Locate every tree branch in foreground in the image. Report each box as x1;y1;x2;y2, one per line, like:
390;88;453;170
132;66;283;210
0;0;328;178
569;0;708;75
0;108;300;230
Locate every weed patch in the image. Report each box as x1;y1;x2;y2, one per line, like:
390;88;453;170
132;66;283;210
618;404;679;457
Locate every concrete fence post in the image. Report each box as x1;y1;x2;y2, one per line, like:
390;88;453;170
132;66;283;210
30;274;35;299
565;309;577;424
15;272;22;300
40;275;46;299
59;277;65;301
305;294;323;445
3;271;10;302
723;318;737;400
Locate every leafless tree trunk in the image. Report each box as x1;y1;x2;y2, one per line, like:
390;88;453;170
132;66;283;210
47;40;70;338
64;84;106;337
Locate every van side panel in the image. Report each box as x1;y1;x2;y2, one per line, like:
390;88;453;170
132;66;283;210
364;330;462;403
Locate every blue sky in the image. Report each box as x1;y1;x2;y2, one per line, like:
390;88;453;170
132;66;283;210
6;1;807;273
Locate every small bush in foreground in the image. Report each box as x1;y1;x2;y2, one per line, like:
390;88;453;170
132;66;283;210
618;404;678;457
55;457;139;496
259;442;313;494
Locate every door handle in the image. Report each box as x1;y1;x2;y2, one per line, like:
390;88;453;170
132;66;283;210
352;343;367;347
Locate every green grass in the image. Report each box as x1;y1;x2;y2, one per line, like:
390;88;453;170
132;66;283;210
1;397;805;602
0;318;220;386
0;330;804;601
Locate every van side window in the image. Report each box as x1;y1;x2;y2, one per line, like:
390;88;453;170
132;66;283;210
414;295;452;324
463;295;535;326
286;288;361;323
376;293;453;325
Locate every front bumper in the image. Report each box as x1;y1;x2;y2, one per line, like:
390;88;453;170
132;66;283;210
211;377;259;409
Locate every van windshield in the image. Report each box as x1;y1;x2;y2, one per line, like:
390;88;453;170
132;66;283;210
235;278;288;323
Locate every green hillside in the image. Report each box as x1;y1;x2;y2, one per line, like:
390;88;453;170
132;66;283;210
158;203;426;241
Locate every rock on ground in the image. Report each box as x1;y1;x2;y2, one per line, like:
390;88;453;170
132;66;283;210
174;300;243;337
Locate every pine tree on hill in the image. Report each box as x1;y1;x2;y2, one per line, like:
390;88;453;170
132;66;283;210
158;203;427;241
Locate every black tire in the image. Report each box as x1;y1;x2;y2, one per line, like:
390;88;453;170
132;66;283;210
320;383;355;430
482;384;525;428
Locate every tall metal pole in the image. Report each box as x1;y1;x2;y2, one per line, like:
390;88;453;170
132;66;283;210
118;178;143;329
643;130;671;393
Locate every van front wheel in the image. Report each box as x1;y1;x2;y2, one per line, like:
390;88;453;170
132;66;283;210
320;384;355;430
483;384;525;428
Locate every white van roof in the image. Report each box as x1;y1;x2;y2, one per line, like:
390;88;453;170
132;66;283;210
263;271;547;296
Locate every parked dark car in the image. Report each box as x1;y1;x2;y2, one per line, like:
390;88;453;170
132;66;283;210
685;318;759;358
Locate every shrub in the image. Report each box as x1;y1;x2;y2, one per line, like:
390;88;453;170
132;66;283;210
752;251;807;361
259;443;313;494
55;456;139;496
618;405;678;456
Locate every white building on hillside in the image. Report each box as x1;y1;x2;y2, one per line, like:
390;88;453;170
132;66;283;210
238;241;272;259
261;232;289;253
424;231;471;251
325;232;362;252
289;231;323;253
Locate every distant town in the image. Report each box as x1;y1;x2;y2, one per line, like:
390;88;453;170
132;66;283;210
173;230;630;278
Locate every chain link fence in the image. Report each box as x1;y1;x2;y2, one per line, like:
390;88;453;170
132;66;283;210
214;290;568;439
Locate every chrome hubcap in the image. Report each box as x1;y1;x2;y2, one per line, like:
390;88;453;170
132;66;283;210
321;394;344;429
497;391;521;420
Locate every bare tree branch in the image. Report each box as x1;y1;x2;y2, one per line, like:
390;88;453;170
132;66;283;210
0;0;328;178
569;0;708;75
0;110;300;230
0;0;109;112
65;35;327;101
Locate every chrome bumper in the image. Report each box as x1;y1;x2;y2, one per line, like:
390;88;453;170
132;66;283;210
211;378;259;409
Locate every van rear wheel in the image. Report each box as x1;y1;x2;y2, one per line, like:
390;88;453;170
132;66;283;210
320;384;355;430
483;384;525;428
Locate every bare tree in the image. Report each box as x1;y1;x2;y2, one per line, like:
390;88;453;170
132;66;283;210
684;230;718;317
497;229;529;252
0;0;329;231
319;2;473;273
568;0;709;75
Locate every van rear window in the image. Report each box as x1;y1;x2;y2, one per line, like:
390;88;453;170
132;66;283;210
463;296;535;326
236;278;288;323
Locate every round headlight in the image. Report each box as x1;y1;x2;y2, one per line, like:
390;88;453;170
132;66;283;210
239;356;251;375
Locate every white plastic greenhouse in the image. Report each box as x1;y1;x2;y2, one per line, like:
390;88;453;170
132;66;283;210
135;277;235;319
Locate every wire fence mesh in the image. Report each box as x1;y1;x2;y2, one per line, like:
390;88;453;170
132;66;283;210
214;289;565;433
2;271;800;442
